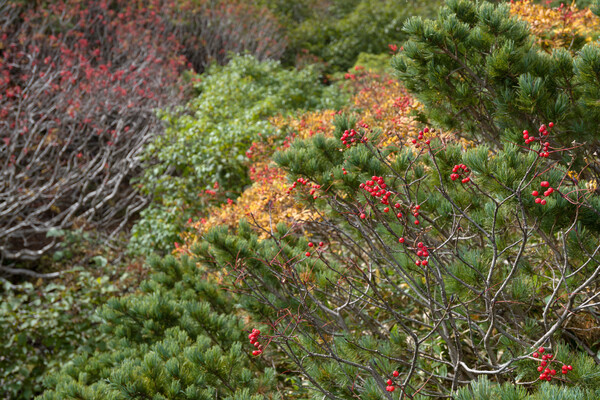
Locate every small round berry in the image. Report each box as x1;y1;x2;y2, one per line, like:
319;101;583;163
533;352;539;358
398;237;405;243
540;199;547;205
535;197;542;204
414;220;420;225
540;182;549;188
417;242;424;248
537;366;543;372
254;342;260;348
532;191;539;197
415;205;421;210
462;177;470;183
541;361;547;367
523;130;529;135
308;242;314;247
549;122;554;128
384;207;390;213
550;369;556;376
387;379;393;385
319;242;324;247
397;212;403;218
567;365;573;371
305;252;311;257
393;370;399;377
422;260;428;266
360;213;366;219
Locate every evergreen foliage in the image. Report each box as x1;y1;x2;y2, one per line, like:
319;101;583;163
39;255;283;400
392;0;600;179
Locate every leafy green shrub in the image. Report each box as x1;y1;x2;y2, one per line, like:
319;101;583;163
130;54;346;254
283;0;440;72
1;272;118;399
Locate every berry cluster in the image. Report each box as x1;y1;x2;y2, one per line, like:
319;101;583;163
532;347;573;381
414;241;429;266
532;181;554;206
360;176;393;206
450;164;471;183
412;204;421;225
410;127;432;147
341;128;368;149
305;241;325;257
249;328;263;356
386;370;400;392
522;122;553;158
287;177;321;200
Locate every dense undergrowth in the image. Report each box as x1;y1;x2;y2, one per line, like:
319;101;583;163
2;0;600;399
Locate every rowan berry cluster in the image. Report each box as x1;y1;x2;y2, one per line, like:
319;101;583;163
360;176;393;206
386;370;400;392
305;241;325;257
287;177;321;199
522;122;553;158
341;128;368;148
414;241;430;266
249;328;263;356
532;181;554;206
532;347;573;381
410;127;432;147
450;164;471;183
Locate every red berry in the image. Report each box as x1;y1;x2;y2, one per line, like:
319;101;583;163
250;337;257;344
254;342;260;348
384;207;390;213
305;252;311;257
540;199;547;205
550;369;556;375
541;361;547;367
537;366;543;372
539;374;546;380
398;237;405;243
415;205;421;210
308;242;314;247
417;242;424;248
462;177;470;183
360;213;366;219
535;198;542;204
414;220;420;225
425;139;431;145
387;379;393;385
567;365;573;371
533;352;539;358
394;203;401;208
319;242;324;247
549;122;554;128
532;191;539;196
393;370;399;377
397;212;403;218
540;182;549;188
523;130;529;135
422;260;428;266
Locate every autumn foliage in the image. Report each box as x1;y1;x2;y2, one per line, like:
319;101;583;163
510;0;600;51
0;0;286;261
179;70;423;253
